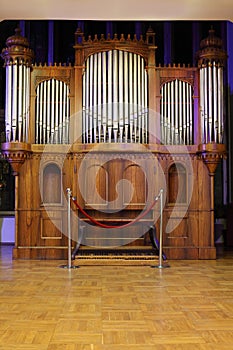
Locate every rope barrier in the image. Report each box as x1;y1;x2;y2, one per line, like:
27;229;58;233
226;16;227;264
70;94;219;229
71;193;161;229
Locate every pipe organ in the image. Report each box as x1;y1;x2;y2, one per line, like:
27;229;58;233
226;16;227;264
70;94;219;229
1;26;227;260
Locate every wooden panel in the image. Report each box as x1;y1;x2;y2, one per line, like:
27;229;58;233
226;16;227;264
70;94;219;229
123;162;146;207
41;217;62;239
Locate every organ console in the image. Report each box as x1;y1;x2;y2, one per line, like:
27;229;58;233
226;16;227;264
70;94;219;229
0;25;227;259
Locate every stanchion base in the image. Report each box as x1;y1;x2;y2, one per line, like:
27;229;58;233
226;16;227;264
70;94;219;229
59;264;80;269
151;264;170;269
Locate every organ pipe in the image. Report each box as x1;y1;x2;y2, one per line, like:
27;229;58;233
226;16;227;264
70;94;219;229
43;80;47;143
199;66;204;143
213;61;218;142
218;64;223;143
204;66;208;142
208;62;212;142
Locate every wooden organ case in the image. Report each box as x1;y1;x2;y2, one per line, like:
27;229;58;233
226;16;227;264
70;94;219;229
1;26;227;259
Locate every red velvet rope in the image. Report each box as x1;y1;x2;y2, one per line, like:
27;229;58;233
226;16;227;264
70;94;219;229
71;196;159;229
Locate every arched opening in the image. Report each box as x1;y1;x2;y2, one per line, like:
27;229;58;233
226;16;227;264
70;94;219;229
168;163;187;204
43;163;61;204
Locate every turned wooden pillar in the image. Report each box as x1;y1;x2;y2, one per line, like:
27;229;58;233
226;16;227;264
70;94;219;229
197;143;226;246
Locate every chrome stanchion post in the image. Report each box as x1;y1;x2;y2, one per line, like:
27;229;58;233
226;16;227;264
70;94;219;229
67;187;72;268
60;188;79;269
158;189;164;268
152;188;170;269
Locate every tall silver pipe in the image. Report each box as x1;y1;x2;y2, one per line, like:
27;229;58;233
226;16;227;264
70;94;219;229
12;62;17;142
59;80;63;143
218;64;223;143
164;83;167;144
212;61;217;142
66;84;69;143
186;83;190;145
89;55;94;143
141;57;145;143
62;81;67;143
208;63;212;142
55;79;59;143
189;83;193;144
124;51;129;131
108;50;113;141
144;70;148;143
25;65;30;143
43;80;47;143
47;79;51;142
199;66;204;143
161;84;164;144
171;80;174;144
167;82;171;144
38;83;44;143
174;79;178;144
182;81;186;144
178;80;182;143
102;51;107;142
5;63;12;142
35;84;39;144
204;66;208;143
18;63;23;142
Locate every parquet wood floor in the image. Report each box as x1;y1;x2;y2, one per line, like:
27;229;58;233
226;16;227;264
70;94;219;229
1;245;233;349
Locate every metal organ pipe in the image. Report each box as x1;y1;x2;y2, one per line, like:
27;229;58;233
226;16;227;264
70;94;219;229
186;82;190;145
199;66;204;143
141;57;145;143
218;64;223;143
213;61;218;143
108;50;112;142
98;52;102;142
12;62;17;142
89;55;94;143
102;51;107;142
35;84;39;144
5;63;12;142
208;62;212;142
144;69;148;143
178;80;182;143
18;62;23;142
63;81;67;143
174;79;178;144
66;84;69;143
55;79;59;143
161;85;164;144
85;57;89;143
163;83;167;145
203;66;208;143
39;81;43;144
43;80;47;143
129;52;133;143
46;79;51;142
189;83;193;144
93;53;98;143
167;82;171;144
83;67;86;143
182;81;186;144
